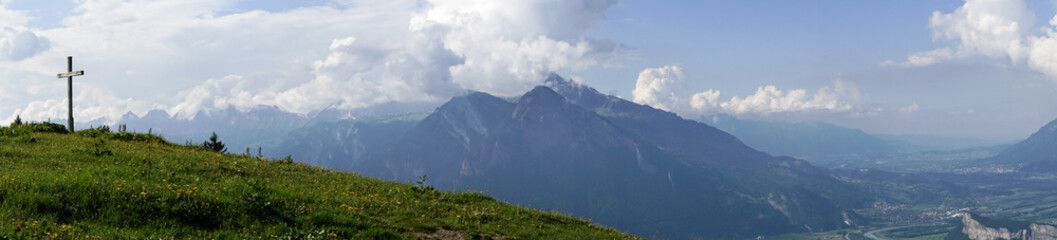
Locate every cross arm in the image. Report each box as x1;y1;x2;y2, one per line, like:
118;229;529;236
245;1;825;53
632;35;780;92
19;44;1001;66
57;71;84;78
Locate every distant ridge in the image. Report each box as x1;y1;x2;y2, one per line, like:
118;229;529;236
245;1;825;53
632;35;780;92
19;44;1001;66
986;117;1057;172
702;114;897;163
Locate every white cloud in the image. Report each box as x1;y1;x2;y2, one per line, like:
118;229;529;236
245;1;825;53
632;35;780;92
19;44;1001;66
0;27;49;61
168;74;278;118
716;80;858;115
0;1;47;61
678;75;862;116
4;0;625;122
423;0;623;96
889;0;1057;83
689;89;721;112
930;0;1034;62
271;29;462;113
6;0;425;120
1027;15;1057;80
273;0;626;113
632;65;684;111
14;85;157;124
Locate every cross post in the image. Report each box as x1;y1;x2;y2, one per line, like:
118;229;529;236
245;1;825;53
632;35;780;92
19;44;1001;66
56;56;84;132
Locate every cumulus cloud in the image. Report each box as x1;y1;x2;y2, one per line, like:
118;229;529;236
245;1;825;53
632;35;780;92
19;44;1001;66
14;85;156;124
890;0;1057;82
4;0;626;122
1027;15;1057;79
272;32;462;113
720;85;852;115
689;89;721;112
930;0;1034;62
0;2;48;61
273;0;625;113
168;75;281;118
0;27;50;61
272;0;625;113
689;80;860;116
632;65;684;111
420;0;623;96
5;0;425;121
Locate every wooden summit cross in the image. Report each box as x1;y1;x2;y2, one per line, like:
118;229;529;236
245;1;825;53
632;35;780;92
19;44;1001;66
56;56;84;132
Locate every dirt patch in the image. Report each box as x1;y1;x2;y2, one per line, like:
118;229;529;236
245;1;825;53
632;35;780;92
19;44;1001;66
416;229;465;240
416;229;505;240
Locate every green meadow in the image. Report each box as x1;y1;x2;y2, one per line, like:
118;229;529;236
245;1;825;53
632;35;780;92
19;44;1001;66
0;122;635;239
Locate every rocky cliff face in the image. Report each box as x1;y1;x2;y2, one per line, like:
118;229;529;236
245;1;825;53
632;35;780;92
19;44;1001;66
1030;224;1057;240
951;213;1057;240
960;214;1026;240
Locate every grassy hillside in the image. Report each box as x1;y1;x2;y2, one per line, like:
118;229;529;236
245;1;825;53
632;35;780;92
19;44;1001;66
0;122;635;239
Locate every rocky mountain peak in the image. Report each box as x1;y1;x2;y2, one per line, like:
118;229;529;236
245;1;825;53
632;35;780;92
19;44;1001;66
519;86;567;107
360;74;875;239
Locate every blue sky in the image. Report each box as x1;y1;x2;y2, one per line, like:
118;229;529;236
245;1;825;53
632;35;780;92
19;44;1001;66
581;1;988;94
2;0;1056;141
583;0;1057;141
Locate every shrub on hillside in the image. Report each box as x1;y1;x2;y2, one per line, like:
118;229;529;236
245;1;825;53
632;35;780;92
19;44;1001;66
76;126;111;138
111;131;166;144
4;122;68;134
203;132;227;153
25;122;69;134
77;125;167;144
0;122;66;138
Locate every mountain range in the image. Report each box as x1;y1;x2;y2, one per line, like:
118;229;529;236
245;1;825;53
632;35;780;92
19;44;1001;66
119;107;307;155
114;103;437;159
96;74;1026;238
352;75;886;238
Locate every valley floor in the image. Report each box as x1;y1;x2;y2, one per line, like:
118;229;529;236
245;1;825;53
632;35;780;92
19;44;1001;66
806;172;1057;240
